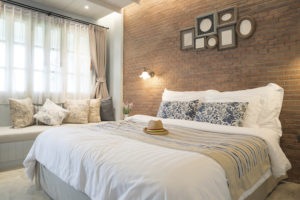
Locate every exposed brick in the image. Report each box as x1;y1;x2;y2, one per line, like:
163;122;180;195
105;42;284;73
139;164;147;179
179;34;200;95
124;0;300;182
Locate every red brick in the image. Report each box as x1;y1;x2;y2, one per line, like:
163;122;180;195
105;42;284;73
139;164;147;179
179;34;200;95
124;0;300;182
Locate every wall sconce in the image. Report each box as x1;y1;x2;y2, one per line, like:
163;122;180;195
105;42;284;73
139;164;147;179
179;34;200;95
139;68;155;80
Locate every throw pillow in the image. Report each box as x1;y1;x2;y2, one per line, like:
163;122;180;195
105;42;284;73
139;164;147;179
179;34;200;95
157;100;200;120
64;99;90;124
34;99;69;126
89;99;101;123
194;102;248;126
9;98;34;128
100;97;115;121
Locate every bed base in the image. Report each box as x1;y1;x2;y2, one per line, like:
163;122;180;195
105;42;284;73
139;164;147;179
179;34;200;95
35;163;89;200
35;162;287;200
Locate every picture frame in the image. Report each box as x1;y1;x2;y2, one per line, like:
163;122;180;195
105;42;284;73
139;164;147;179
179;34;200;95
218;25;236;50
180;28;195;50
206;35;218;49
236;16;256;39
194;37;206;50
217;7;237;27
195;12;217;37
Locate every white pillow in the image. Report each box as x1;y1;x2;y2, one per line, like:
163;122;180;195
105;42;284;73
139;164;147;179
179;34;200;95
205;83;284;136
162;88;219;102
34;99;69;126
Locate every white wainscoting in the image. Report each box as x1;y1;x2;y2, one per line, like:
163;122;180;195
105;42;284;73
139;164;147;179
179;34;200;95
0;104;11;126
0;140;34;171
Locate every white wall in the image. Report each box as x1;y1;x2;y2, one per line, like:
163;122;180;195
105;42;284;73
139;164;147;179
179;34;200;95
98;12;123;121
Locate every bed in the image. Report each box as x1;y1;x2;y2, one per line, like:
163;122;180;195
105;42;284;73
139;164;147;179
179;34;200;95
23;83;291;200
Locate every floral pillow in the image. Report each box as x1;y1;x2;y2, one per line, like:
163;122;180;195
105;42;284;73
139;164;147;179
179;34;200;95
34;99;69;126
157;100;200;120
194;102;248;126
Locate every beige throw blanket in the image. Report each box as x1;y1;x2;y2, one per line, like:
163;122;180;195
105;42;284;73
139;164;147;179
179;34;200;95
92;121;271;200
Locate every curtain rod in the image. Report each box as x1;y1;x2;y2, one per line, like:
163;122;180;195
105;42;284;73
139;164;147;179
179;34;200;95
0;0;109;30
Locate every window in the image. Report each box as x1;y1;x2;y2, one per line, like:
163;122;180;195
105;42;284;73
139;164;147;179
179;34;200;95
66;26;91;97
79;36;91;94
33;25;45;93
0;4;91;104
49;28;62;93
67;32;76;93
13;21;26;92
0;18;6;92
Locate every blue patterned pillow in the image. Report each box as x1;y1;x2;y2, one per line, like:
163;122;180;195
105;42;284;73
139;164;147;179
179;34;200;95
194;102;248;126
157;100;200;120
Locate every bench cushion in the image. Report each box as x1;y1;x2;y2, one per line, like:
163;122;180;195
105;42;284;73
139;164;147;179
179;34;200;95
0;123;100;143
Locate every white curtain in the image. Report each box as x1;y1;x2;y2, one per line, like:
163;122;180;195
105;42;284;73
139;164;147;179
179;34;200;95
0;3;92;104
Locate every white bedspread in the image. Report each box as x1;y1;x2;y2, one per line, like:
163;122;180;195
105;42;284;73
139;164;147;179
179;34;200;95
23;115;291;200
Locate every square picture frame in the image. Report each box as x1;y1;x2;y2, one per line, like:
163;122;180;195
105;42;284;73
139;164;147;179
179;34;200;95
180;28;195;50
217;7;237;27
195;12;217;37
218;25;236;50
194;37;206;50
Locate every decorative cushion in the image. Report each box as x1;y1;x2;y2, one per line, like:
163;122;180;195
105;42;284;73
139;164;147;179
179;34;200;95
194;102;248;126
89;99;101;123
34;99;69;126
100;97;115;121
157;100;200;120
9;98;34;128
64;99;90;124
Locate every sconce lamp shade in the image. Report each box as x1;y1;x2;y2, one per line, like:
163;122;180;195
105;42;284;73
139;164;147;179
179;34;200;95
140;71;151;80
139;68;154;80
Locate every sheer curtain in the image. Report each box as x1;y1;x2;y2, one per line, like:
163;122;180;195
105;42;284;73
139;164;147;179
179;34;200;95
0;3;92;104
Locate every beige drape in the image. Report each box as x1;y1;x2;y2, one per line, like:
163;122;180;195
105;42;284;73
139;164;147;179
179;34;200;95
89;25;109;99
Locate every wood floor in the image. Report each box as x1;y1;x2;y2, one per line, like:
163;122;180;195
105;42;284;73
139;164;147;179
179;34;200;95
0;168;299;200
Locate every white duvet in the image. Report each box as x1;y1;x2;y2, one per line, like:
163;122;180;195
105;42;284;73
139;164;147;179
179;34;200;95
24;115;291;200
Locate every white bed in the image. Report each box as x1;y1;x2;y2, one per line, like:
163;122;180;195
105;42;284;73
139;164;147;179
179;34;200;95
23;83;291;200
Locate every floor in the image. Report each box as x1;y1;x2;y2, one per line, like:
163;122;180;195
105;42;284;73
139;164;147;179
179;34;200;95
0;168;299;200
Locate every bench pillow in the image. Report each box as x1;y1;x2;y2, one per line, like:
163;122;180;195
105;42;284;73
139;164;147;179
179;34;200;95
34;99;69;126
64;99;90;124
100;97;115;121
9;98;34;128
89;99;101;123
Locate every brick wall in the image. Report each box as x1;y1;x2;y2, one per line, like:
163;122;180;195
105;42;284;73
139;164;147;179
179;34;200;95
123;0;300;182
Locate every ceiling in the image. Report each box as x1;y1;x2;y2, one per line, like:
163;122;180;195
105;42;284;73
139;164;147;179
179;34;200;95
14;0;139;21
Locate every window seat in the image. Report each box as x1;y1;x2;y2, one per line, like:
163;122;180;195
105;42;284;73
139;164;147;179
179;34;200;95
0;125;52;144
0;123;99;144
0;123;100;171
